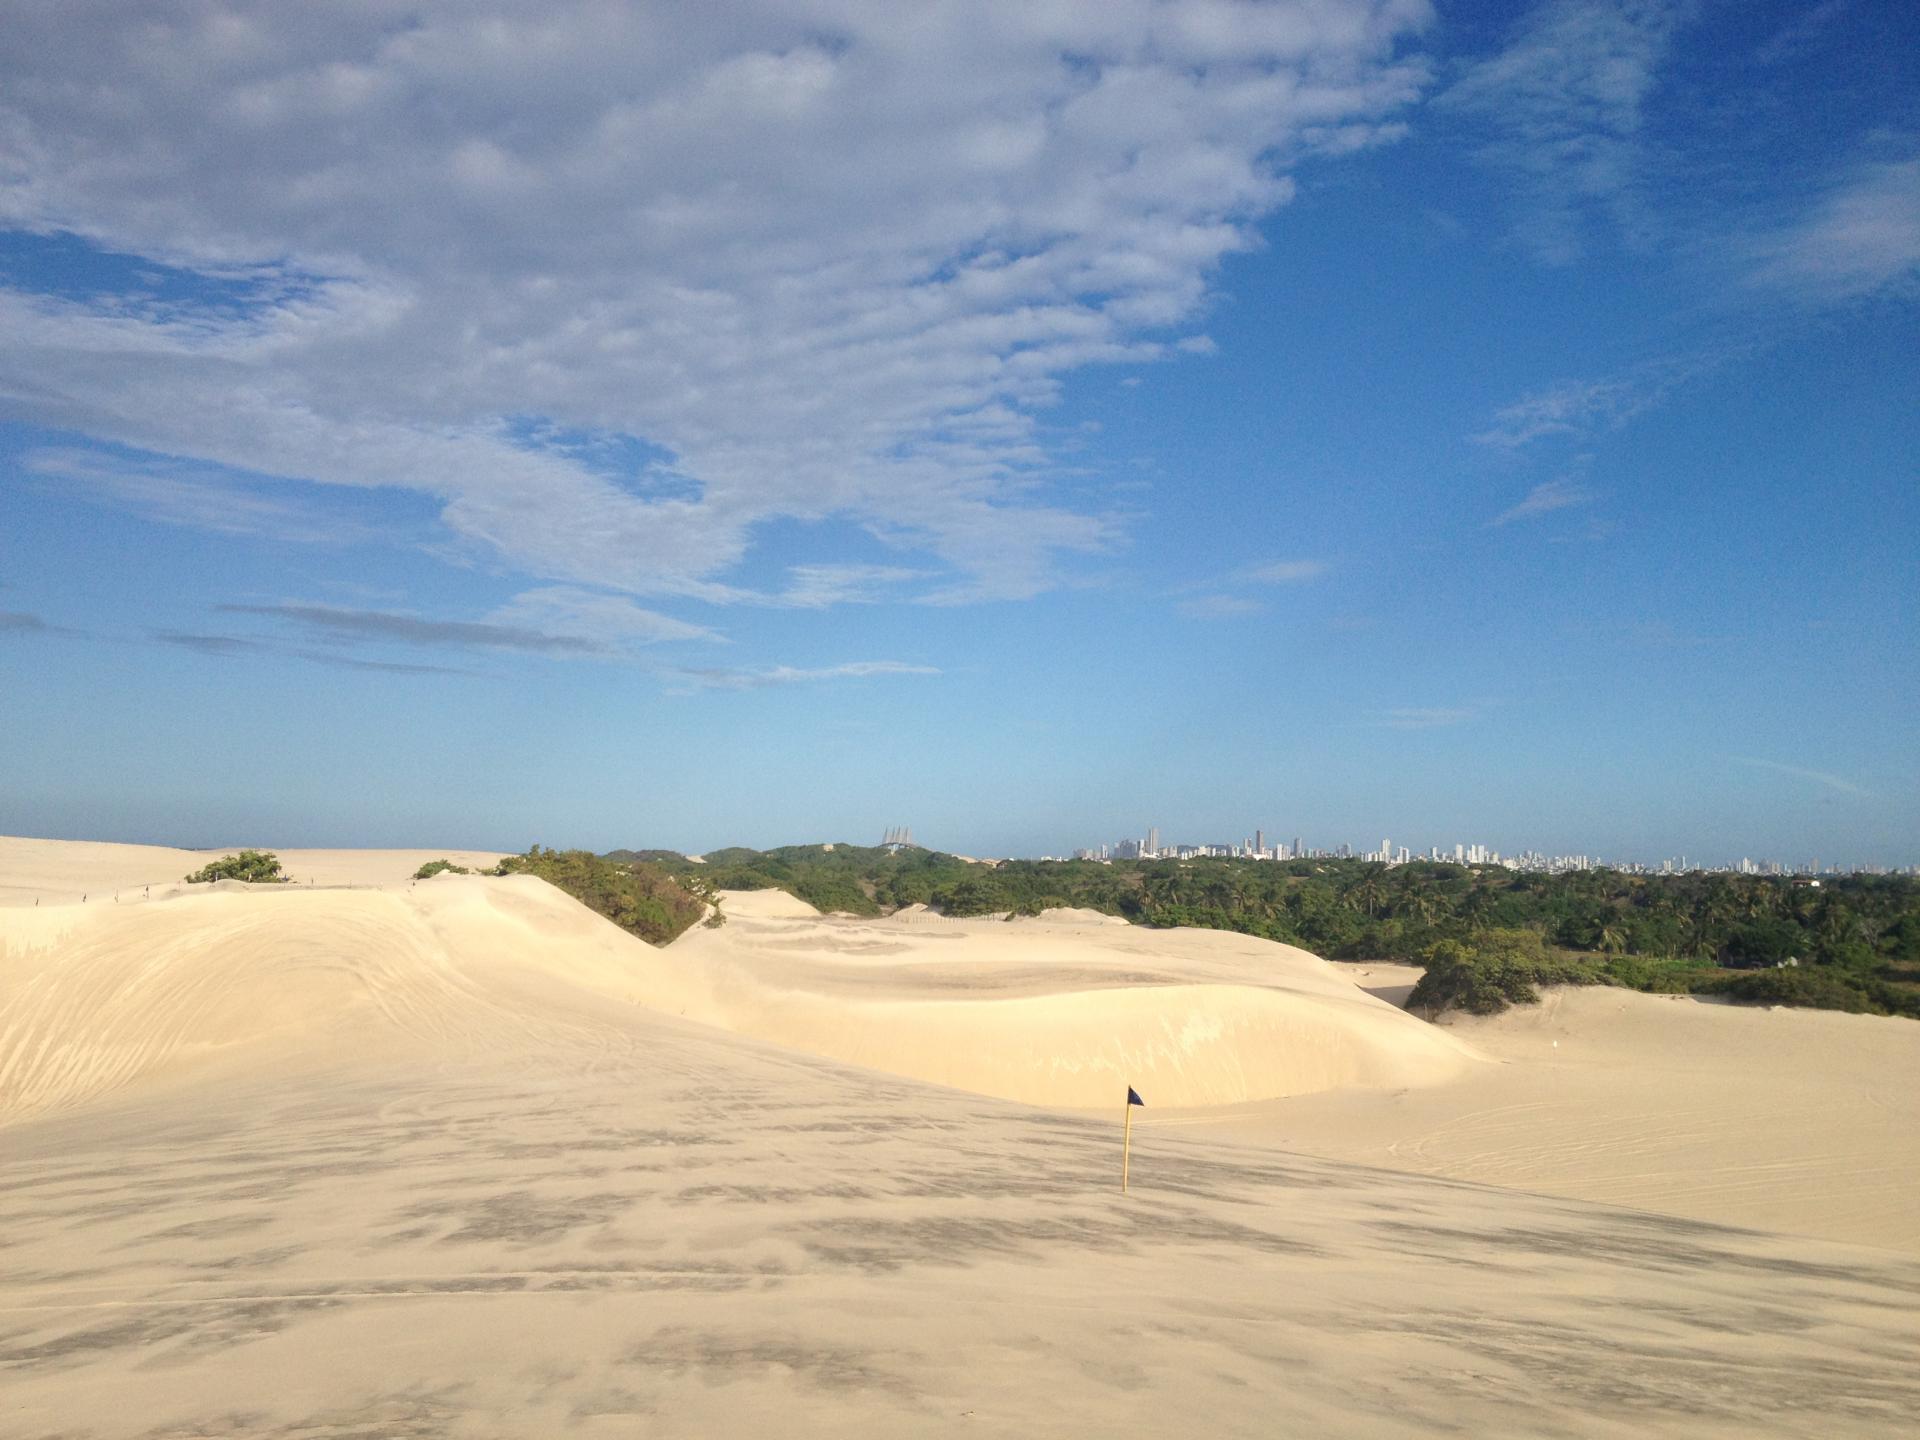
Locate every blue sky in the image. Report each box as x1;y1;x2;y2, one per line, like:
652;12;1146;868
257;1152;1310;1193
1;0;1914;863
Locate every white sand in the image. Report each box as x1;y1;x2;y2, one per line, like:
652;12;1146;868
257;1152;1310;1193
4;838;1918;1437
0;835;508;907
1218;975;1920;1253
663;889;1481;1108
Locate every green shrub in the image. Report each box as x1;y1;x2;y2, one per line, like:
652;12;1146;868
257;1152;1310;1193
1703;966;1886;1015
184;850;289;884
1408;930;1604;1018
413;859;471;879
492;845;708;946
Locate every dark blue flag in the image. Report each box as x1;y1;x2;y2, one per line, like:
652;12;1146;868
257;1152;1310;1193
1127;1086;1144;1107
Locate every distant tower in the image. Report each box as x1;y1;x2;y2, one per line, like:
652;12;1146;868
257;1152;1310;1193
1147;826;1159;856
1256;829;1264;855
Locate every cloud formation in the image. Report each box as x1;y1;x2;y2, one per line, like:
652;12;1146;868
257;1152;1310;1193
666;660;940;692
0;0;1435;609
0;610;83;637
219;603;613;656
1751;156;1920;303
25;447;385;545
154;627;473;674
1238;558;1331;584
1492;477;1594;525
1731;755;1871;798
1442;0;1695;263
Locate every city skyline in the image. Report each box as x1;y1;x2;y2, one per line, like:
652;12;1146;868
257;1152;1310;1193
1058;825;1917;877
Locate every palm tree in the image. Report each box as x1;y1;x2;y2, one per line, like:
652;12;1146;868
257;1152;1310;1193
1460;887;1498;928
1596;920;1628;954
1394;888;1439;926
1344;871;1386;920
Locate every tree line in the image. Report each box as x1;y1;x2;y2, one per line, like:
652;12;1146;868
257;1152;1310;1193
635;845;1920;1019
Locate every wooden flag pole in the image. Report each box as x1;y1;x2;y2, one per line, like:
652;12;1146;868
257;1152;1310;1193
1122;1097;1134;1194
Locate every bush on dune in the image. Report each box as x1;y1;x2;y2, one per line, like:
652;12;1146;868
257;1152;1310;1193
1703;965;1919;1017
184;850;289;884
491;845;709;946
413;859;471;879
1408;930;1600;1018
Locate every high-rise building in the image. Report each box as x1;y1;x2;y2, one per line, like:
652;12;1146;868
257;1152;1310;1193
1293;837;1303;859
1146;826;1159;856
1255;829;1264;855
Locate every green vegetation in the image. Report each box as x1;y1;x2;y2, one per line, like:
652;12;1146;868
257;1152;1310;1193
1408;931;1601;1017
492;845;709;946
184;850;289;884
413;859;471;879
638;845;1920;1020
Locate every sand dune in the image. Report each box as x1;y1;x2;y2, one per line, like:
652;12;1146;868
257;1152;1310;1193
1223;978;1920;1253
0;875;1473;1121
0;835;508;906
666;888;1481;1108
5;837;1920;1436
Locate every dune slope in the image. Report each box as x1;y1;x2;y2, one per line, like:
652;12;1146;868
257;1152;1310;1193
3;841;1918;1437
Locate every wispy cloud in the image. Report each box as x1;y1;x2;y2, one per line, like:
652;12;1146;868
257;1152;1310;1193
24;448;385;546
1237;559;1331;585
1749;156;1920;303
773;565;928;610
153;631;270;656
0;610;83;638
1441;0;1697;263
153;628;471;675
1754;0;1856;66
1492;478;1595;526
665;661;940;692
1731;756;1871;798
488;588;722;646
218;603;612;657
1379;705;1480;730
1177;594;1265;620
1174;557;1329;617
1471;343;1743;451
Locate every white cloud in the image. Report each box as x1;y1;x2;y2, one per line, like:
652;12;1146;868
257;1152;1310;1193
771;564;929;610
665;660;941;691
0;0;1435;609
1442;0;1695;263
1471;349;1728;449
1731;755;1871;798
1750;156;1920;303
1491;477;1594;525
